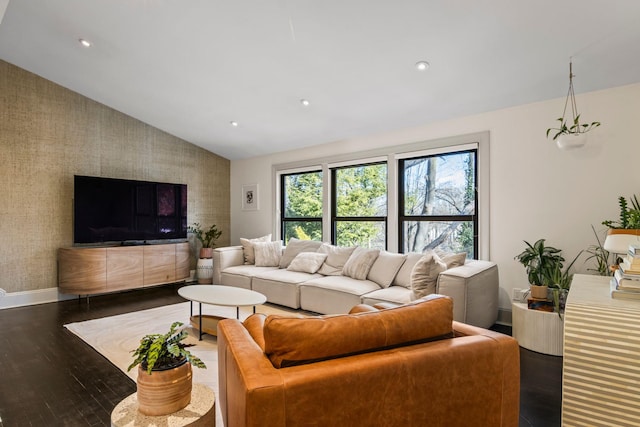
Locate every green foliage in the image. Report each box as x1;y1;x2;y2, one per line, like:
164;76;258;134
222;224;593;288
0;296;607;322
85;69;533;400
128;321;206;374
335;165;387;247
514;239;565;287
283;172;323;242
187;223;222;248
585;225;612;276
546;115;601;140
602;195;640;229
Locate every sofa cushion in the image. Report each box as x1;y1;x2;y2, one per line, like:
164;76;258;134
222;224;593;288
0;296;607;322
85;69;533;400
279;238;324;268
410;252;447;298
287;252;328;274
435;249;467;269
391;253;424;288
361;285;414;306
254;241;283;267
240;234;272;264
317;244;356;276
367;251;407;288
342;247;380;280
263;294;454;368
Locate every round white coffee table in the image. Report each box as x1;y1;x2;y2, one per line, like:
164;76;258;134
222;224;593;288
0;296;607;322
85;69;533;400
178;285;266;340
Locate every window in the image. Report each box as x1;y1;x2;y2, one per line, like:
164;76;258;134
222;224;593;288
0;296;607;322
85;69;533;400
275;132;488;259
281;171;323;244
399;149;477;257
332;163;387;249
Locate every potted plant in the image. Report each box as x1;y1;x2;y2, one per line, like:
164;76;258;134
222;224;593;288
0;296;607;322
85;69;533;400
545;61;600;150
188;222;223;259
601;195;640;269
515;239;565;299
546;115;601;149
128;321;206;416
547;250;582;319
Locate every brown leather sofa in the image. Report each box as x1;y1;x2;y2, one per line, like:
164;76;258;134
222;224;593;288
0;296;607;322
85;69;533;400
217;295;520;427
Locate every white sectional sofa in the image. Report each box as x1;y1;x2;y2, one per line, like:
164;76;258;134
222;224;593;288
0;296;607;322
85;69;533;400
212;241;499;328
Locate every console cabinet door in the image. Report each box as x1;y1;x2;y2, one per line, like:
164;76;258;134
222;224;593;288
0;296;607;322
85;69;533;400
143;244;176;286
175;242;190;280
107;246;144;291
58;248;107;294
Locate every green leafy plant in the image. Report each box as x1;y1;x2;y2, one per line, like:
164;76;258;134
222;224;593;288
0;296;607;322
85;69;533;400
128;321;206;374
515;239;565;287
187;223;222;248
585;225;612;276
602;195;640;229
547;251;582;319
546;115;601;140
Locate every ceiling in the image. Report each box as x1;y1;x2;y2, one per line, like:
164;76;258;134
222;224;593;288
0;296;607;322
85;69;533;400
1;1;640;160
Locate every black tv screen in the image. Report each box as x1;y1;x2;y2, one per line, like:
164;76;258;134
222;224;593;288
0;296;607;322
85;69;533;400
74;175;187;244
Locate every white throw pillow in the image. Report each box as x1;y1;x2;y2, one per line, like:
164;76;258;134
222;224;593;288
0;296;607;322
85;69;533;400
317;244;356;276
287;252;328;274
254;240;282;267
240;234;272;265
279;238;323;269
367;251;407;288
342;247;380;280
410;252;447;299
434;249;467;269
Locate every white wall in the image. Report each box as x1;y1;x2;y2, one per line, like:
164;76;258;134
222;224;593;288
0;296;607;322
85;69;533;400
231;82;640;312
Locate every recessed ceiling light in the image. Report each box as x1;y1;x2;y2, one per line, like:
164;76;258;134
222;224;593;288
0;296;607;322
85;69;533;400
229;121;238;127
79;38;92;48
415;61;430;71
300;99;310;107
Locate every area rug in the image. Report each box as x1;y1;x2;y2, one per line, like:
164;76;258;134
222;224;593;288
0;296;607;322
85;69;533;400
64;301;300;426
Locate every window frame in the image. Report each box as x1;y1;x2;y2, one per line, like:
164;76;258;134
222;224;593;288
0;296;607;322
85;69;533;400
279;169;324;244
397;148;478;257
330;161;388;249
273;131;490;259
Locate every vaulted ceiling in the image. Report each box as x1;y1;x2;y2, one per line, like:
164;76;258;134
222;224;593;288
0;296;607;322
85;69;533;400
1;0;639;159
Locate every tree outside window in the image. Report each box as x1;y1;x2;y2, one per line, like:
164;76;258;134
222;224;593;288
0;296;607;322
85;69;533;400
333;163;387;249
281;171;323;243
400;150;477;257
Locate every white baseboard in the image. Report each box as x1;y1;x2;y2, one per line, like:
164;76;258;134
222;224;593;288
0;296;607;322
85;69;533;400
496;307;512;326
0;287;76;310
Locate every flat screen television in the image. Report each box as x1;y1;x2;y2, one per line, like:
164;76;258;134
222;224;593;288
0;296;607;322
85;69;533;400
73;175;187;245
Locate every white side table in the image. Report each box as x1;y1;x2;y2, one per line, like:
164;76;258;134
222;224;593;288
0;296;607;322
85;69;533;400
511;301;564;356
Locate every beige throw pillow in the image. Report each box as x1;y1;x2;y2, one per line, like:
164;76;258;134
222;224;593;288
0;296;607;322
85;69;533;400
287;252;328;274
254;241;282;267
279;238;323;269
410;252;447;298
342;247;380;280
367;251;407;288
434;248;467;269
240;234;272;264
317;244;356;276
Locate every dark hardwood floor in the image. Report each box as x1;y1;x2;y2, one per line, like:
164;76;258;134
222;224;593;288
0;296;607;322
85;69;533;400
0;284;562;426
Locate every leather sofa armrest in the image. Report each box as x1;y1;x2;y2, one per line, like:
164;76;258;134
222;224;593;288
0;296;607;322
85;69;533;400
213;246;244;285
217;319;286;427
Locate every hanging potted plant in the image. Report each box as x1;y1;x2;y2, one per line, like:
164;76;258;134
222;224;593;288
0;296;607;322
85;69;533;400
546;61;600;150
515;239;565;300
128;321;206;416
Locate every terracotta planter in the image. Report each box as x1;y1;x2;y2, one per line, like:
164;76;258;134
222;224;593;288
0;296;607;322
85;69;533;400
530;284;548;300
199;248;213;259
136;360;193;416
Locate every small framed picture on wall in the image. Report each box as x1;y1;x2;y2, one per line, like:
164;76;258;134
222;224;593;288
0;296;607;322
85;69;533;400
242;183;259;211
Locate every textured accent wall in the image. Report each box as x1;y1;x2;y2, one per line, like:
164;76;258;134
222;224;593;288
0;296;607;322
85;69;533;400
0;60;230;294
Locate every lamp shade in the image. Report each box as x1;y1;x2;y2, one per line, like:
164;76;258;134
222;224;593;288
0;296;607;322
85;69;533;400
603;230;640;254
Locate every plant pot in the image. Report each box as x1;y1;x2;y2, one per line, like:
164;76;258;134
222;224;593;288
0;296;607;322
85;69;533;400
136;359;193;416
530;284;548;300
196;258;213;284
199;248;213;259
556;133;587;150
